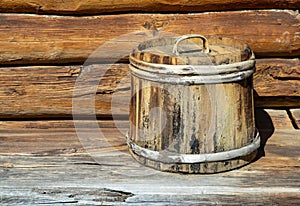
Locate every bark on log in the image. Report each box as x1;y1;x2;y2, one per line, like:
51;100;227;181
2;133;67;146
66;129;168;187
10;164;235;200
0;0;299;14
0;10;300;65
0;59;299;119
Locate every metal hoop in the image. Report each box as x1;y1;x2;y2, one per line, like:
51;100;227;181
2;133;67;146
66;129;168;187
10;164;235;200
126;131;260;164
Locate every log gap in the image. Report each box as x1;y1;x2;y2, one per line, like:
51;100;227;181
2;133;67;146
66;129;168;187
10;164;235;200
1;56;290;67
0;115;130;121
0;59;129;67
287;110;300;129
0;1;300;16
0;8;298;17
254;97;300;108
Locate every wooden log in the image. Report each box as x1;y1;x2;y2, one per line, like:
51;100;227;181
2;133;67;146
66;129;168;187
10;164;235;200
290;109;300;129
0;10;300;65
0;109;293;154
254;58;300;97
0;59;299;119
0;119;299;205
0;64;130;118
0;0;299;14
254;58;300;107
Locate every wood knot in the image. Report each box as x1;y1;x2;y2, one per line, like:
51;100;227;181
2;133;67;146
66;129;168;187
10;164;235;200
5;88;25;96
3;162;14;168
68;67;81;77
143;19;169;31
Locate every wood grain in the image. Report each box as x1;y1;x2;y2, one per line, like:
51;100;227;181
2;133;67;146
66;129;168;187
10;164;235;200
0;120;128;154
0;150;299;205
0;10;300;65
0;109;293;155
290;109;300;129
256;109;295;130
0;119;299;205
254;58;300;97
129;71;256;173
0;59;299;119
0;64;130;118
0;0;299;14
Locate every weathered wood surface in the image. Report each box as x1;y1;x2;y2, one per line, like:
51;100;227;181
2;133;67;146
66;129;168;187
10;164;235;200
129;72;256;173
0;109;295;155
0;119;299;205
257;109;295;130
0;64;130;119
0;120;128;154
0;59;299;119
290;109;300;129
0;0;299;14
0;10;300;65
254;58;300;97
254;58;300;107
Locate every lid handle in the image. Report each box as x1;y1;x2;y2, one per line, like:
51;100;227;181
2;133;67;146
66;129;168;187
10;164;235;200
172;34;210;55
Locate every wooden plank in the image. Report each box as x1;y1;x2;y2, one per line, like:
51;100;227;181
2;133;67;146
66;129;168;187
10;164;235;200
0;120;129;154
0;10;300;65
256;109;295;130
0;59;299;119
290;109;300;129
0;151;299;205
0;110;294;155
0;123;299;205
0;0;299;14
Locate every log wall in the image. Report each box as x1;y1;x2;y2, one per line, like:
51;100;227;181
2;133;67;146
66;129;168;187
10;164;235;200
0;10;300;65
0;5;299;118
0;0;300;14
1;1;300;204
0;59;299;119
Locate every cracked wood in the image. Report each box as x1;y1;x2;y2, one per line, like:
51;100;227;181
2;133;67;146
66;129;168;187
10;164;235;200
290;109;300;128
0;109;294;155
0;119;299;205
0;59;300;118
0;10;300;65
0;0;299;14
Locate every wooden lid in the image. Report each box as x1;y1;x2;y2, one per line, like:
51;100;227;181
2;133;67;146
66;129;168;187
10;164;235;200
131;34;253;66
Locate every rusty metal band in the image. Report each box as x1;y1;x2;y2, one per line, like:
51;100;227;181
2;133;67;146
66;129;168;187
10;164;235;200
126;131;260;164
